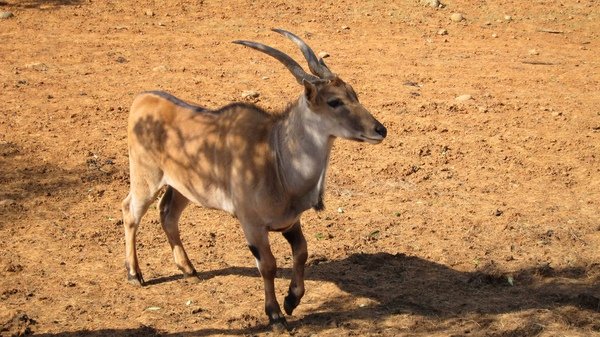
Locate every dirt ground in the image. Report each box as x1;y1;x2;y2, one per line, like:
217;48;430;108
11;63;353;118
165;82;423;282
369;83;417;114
1;0;599;336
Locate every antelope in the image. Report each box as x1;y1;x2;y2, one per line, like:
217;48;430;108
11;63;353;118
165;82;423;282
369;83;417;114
121;29;387;328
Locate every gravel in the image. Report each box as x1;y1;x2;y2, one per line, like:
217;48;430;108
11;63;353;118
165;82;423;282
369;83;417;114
241;90;260;100
0;11;14;19
455;94;473;102
450;13;464;22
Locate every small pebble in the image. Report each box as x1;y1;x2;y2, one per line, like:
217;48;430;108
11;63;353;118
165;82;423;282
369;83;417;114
144;9;154;16
528;49;539;55
25;62;48;71
145;306;161;311
152;65;168;72
455;94;472;102
337;207;344;214
437;28;448;35
504;15;512;22
420;0;441;8
450;13;464;22
241;90;260;100
341;25;350;30
0;199;16;206
0;11;14;19
491;33;498;38
318;51;330;58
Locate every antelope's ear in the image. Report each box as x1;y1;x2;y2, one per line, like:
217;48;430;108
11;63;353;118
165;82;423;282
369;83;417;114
302;79;318;103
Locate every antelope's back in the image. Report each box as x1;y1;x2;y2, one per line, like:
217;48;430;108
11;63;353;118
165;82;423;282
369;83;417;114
126;91;280;211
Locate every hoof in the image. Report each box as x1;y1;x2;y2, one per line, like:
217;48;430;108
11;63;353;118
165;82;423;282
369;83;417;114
127;273;144;286
283;293;299;315
183;270;201;283
269;316;290;332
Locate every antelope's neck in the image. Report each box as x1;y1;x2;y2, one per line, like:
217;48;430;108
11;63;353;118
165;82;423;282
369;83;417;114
273;96;333;197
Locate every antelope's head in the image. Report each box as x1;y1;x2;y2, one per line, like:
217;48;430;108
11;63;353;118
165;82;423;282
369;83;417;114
234;29;387;144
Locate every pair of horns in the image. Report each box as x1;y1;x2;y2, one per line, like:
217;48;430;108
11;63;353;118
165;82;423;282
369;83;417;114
233;29;335;84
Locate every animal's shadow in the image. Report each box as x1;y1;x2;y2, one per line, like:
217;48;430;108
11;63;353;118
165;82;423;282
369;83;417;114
0;0;82;8
34;252;599;336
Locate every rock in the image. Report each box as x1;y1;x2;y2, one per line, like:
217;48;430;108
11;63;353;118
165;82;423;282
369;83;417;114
0;199;16;207
241;90;260;100
420;0;443;8
341;25;350;30
528;49;539;55
152;65;168;72
191;307;205;314
450;13;464;22
318;51;330;58
144;9;154;16
145;306;161;311
491;33;498;38
437;28;448;35
25;62;48;71
455;94;472;102
0;310;35;336
0;11;14;19
504;15;512;22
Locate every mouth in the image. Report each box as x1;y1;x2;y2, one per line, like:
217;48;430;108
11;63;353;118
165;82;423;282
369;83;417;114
355;135;384;144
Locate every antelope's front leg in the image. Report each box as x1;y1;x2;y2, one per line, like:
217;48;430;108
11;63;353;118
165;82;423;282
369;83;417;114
244;227;287;329
282;222;307;315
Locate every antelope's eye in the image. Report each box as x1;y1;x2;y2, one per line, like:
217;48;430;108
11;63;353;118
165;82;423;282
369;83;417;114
327;98;344;108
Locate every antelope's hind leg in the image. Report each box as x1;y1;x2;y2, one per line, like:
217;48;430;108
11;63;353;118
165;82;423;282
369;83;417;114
122;184;162;286
121;153;165;286
158;186;198;280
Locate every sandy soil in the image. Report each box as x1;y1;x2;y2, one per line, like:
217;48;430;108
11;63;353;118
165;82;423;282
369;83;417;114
1;0;599;336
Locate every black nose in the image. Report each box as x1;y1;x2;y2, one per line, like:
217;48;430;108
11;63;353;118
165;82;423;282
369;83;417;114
375;122;387;138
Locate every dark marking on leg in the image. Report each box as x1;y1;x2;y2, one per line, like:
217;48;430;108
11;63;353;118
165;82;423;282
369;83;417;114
248;245;261;261
312;189;325;211
125;262;144;286
282;229;296;245
283;291;299;315
159;186;174;218
282;222;307;315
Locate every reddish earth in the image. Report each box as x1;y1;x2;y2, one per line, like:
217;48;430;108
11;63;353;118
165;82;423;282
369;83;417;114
1;0;599;336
